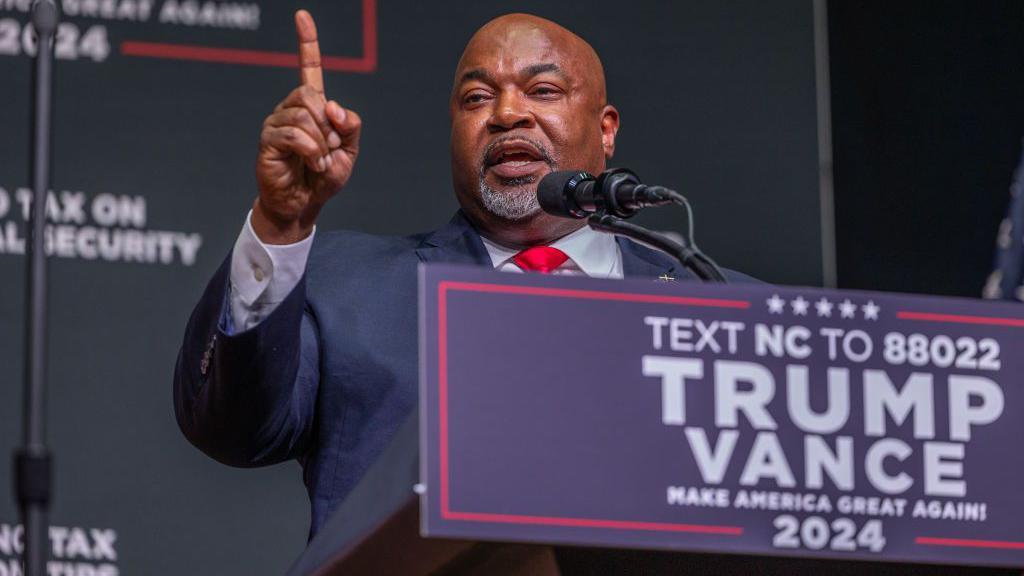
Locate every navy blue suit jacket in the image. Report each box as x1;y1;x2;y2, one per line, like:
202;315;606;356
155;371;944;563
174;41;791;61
173;211;753;538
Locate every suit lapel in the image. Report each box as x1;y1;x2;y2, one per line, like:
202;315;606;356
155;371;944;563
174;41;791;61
414;211;492;266
617;236;690;281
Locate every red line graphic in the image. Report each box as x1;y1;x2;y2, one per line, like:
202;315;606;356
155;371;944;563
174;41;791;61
438;284;450;516
121;0;377;73
436;281;746;537
916;537;1024;550
445;510;744;535
897;311;1024;327
439;281;751;309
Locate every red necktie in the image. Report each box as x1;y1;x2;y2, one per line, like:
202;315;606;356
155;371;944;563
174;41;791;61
513;246;569;273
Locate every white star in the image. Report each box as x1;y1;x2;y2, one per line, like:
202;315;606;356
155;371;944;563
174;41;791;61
839;299;857;319
862;300;880;320
767;294;785;314
791;296;809;315
815;297;833;317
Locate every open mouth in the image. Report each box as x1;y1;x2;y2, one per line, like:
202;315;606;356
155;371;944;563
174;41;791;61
484;139;549;180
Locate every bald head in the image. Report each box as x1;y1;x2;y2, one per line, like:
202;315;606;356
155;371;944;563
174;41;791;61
453;14;607;107
448;13;620;247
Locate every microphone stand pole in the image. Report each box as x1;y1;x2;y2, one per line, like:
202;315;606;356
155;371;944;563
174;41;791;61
587;213;727;282
16;2;59;575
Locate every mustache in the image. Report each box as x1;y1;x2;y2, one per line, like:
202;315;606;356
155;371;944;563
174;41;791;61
479;135;555;170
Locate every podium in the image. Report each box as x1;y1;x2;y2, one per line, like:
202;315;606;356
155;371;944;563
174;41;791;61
288;265;1024;575
285;413;565;576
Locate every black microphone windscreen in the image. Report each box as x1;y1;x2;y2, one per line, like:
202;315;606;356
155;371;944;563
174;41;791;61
537;170;593;219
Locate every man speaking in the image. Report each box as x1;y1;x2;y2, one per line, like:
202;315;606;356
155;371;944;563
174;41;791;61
173;10;750;537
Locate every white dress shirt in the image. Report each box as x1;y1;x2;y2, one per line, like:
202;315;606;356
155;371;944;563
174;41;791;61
478;224;623;278
228;211;623;331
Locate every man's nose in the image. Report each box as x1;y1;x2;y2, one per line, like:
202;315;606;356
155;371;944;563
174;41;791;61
488;91;534;132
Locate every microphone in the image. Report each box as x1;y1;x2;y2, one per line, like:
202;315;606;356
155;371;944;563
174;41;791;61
538;168;728;282
537;168;679;219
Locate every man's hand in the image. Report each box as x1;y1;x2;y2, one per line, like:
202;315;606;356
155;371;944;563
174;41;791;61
253;10;362;244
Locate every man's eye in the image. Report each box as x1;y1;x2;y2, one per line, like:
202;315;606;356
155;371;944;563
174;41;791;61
531;86;561;98
464;93;489;104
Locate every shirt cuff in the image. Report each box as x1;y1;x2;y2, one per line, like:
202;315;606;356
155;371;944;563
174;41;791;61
229;210;315;329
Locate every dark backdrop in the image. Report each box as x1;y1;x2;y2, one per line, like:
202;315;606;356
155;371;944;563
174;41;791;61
829;0;1024;296
0;1;823;573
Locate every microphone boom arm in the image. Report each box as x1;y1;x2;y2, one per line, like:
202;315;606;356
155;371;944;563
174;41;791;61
587;213;727;282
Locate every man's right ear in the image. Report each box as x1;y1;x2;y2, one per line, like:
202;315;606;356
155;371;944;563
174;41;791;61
601;105;620;159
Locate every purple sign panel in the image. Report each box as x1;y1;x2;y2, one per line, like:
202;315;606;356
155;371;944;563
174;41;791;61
419;264;1024;567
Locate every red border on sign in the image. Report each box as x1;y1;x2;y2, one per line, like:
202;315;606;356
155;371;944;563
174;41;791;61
897;310;1024;327
120;0;377;73
916;537;1024;550
436;280;748;536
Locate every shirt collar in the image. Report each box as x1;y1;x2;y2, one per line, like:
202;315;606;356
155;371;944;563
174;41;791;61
479;225;619;277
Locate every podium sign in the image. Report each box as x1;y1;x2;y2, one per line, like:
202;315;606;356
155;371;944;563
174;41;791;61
419;264;1024;567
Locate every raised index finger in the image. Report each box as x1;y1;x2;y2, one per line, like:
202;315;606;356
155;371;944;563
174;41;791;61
295;10;324;94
